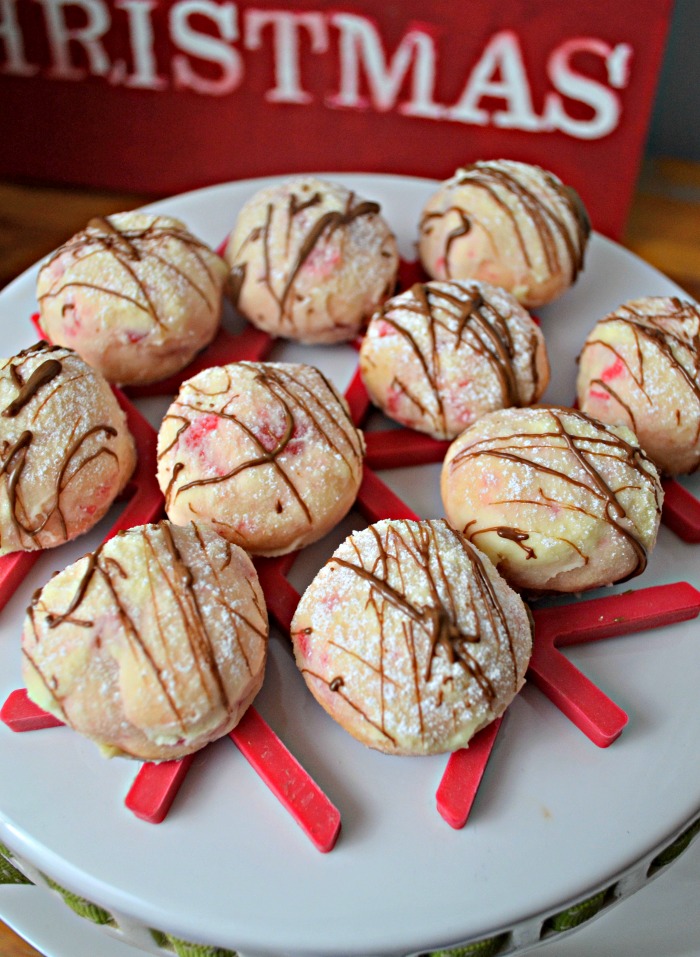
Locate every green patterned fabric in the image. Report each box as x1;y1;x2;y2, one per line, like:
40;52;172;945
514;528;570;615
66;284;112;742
547;888;607;931
0;847;32;885
651;817;700;870
46;877;114;924
428;934;506;957
150;929;238;957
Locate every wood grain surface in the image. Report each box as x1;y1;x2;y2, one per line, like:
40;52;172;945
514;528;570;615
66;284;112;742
1;156;699;957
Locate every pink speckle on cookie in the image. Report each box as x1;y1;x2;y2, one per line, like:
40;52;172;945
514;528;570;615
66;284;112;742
184;414;219;451
305;241;342;278
374;319;398;338
601;357;625;382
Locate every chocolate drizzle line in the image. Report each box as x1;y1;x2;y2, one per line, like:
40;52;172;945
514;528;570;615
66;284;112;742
300;520;522;747
25;523;267;736
421;162;590;283
38;216;222;329
374;281;535;435
231;186;381;328
450;407;661;579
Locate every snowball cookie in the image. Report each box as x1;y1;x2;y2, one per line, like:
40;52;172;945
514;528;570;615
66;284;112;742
441;406;663;594
418;160;591;308
359;279;550;439
36;212;228;386
157;361;365;556
0;341;136;557
577;297;700;476
22;521;268;761
224;176;399;344
291;519;532;756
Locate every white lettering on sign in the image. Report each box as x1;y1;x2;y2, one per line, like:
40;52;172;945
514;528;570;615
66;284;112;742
113;0;166;89
171;0;242;94
543;38;631;139
0;0;37;75
328;12;443;118
447;30;541;129
38;0;112;80
0;1;635;142
244;9;328;104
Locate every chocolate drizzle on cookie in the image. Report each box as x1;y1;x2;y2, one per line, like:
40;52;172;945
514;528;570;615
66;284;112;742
230;184;381;329
421;161;590;283
38;215;223;328
450;407;661;582
160;362;363;531
579;298;700;460
24;522;267;742
371;281;541;438
296;519;526;750
0;343;128;552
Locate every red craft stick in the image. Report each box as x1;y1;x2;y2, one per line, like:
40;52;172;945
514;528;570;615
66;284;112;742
125;755;196;824
436;719;502;829
397;258;429;289
661;478;700;543
1;688;63;731
229;706;341;853
254;556;301;635
0;551;41;614
364;430;451;471
529;581;700;747
356;465;420;524
107;389;164;538
344;365;372;427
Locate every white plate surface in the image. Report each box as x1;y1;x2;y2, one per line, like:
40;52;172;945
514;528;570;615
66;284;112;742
0;174;699;957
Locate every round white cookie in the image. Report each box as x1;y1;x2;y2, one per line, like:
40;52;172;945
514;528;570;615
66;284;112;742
441;406;663;594
577;296;700;475
157;361;365;556
0;341;136;556
418;160;590;308
291;518;533;756
359;279;550;439
37;212;228;385
22;521;268;762
224;176;399;344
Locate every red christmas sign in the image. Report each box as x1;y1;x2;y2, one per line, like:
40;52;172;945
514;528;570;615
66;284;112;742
0;0;673;238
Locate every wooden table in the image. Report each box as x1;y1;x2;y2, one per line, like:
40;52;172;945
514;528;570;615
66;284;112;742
1;157;699;957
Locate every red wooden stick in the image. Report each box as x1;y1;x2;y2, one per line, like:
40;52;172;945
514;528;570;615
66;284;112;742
661;478;700;543
125;756;196;824
436;719;502;829
356;465;420;524
1;689;63;731
529;582;700;747
229;707;341;853
364;430;451;470
344;365;372;427
254;556;301;635
0;551;41;614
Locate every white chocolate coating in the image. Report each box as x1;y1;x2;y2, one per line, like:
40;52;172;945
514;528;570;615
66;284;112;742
0;342;136;556
157;362;365;556
441;406;663;594
37;213;228;385
22;521;268;762
418;161;590;308
577;297;700;475
224;177;399;344
359;279;550;439
291;519;532;756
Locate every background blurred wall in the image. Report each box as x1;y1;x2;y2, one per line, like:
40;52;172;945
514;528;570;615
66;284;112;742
647;0;699;159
